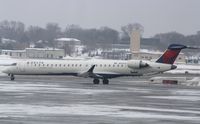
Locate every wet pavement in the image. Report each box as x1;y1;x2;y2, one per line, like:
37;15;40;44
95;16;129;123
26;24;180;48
0;75;199;124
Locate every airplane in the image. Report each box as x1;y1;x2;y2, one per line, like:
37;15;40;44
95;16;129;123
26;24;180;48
2;44;193;84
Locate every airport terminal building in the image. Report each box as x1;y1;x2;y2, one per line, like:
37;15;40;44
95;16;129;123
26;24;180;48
1;48;65;59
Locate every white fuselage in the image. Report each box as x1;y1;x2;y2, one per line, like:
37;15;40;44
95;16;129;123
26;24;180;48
2;59;173;78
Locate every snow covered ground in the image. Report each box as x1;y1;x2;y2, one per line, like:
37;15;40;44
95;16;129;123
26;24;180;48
0;76;199;124
166;64;200;74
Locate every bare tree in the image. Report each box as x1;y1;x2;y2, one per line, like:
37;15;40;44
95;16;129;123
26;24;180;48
121;23;144;36
0;20;25;42
45;23;61;47
27;26;46;42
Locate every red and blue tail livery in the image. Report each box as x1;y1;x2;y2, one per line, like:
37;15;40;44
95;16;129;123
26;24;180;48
156;44;187;64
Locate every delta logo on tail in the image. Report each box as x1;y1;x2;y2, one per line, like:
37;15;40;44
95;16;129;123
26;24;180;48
156;44;187;64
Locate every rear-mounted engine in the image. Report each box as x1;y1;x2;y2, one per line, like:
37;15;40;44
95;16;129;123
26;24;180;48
127;60;149;69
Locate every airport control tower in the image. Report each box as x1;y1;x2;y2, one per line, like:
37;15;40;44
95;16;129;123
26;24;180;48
130;30;141;59
125;23;143;59
129;26;186;63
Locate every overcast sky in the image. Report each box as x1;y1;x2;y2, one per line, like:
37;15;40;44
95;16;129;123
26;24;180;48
0;0;200;37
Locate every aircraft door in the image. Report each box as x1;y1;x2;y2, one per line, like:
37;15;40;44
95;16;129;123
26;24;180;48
18;61;26;72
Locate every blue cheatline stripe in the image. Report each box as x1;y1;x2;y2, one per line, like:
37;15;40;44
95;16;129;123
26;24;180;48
13;72;142;79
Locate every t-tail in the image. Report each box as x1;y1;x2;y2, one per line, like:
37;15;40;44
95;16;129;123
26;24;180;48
156;44;187;64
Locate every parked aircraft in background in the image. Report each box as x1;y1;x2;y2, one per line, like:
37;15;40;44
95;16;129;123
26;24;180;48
2;44;194;84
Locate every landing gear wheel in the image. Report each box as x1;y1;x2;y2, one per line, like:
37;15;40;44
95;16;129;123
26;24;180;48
93;79;100;84
103;79;109;85
10;74;15;81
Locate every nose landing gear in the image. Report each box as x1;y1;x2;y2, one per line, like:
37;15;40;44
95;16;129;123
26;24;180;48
10;74;15;81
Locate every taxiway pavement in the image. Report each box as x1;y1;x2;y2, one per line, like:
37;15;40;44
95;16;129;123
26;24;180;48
0;75;199;124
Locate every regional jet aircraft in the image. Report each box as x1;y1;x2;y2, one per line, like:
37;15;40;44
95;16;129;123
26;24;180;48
2;44;192;84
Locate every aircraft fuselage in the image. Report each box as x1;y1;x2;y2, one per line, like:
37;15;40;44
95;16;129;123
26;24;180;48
3;59;173;78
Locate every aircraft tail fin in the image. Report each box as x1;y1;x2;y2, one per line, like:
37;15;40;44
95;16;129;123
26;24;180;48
156;44;187;64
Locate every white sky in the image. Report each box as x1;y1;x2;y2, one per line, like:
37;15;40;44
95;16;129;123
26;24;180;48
0;0;200;37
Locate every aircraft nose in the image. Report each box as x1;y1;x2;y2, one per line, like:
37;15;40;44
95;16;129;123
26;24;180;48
2;67;11;74
2;68;8;73
171;65;177;70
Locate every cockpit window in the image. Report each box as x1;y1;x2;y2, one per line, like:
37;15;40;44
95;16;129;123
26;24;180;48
11;63;17;66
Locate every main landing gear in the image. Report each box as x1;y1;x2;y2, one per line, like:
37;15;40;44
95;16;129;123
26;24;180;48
93;79;100;84
9;74;15;81
93;78;109;85
102;78;109;85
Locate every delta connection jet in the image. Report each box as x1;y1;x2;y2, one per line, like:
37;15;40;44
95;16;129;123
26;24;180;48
2;44;192;84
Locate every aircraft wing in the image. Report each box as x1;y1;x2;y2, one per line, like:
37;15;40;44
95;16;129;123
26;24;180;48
78;65;131;79
78;65;103;78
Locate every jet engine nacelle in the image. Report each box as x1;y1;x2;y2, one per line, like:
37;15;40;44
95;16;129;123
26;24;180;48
127;60;149;69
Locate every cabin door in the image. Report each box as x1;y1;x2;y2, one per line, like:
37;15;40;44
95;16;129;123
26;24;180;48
18;61;25;72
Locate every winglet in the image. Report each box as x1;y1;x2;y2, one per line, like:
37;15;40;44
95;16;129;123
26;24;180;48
87;65;95;73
